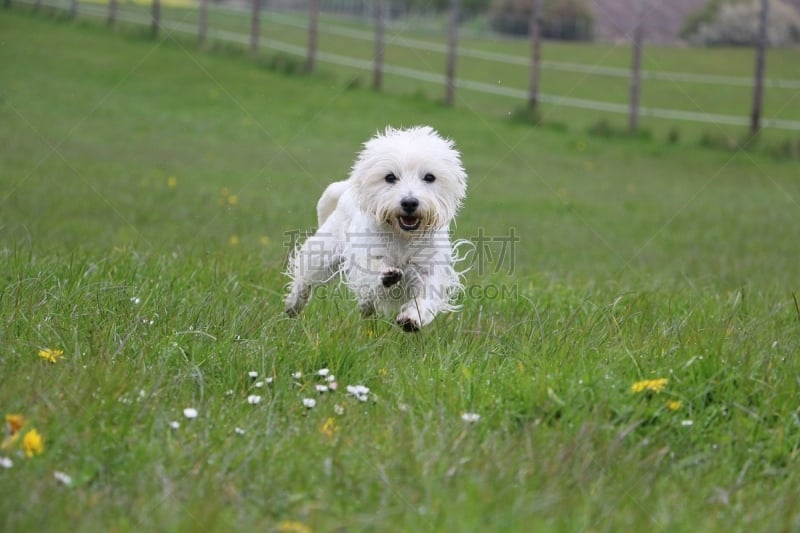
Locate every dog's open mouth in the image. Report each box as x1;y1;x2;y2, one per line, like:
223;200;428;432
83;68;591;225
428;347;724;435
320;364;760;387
398;216;421;231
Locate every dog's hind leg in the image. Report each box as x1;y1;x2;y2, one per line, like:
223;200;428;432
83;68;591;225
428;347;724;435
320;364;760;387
285;231;342;317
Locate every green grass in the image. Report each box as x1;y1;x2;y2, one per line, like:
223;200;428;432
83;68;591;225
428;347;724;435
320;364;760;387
18;0;800;145
2;8;800;531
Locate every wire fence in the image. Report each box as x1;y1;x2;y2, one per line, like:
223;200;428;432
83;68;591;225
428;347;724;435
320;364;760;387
9;0;800;132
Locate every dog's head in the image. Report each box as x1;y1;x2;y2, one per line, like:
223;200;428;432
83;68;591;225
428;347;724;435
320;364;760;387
350;126;467;237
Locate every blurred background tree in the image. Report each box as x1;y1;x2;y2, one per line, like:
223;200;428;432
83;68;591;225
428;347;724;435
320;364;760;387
681;0;800;46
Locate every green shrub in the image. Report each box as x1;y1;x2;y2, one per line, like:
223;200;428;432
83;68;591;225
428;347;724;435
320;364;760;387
586;118;652;141
766;138;800;160
489;0;594;40
666;126;681;145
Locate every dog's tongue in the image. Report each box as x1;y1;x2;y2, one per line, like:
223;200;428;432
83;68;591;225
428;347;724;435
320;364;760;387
400;216;419;229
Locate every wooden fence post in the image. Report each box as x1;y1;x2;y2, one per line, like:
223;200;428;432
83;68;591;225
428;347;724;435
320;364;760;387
444;0;460;106
373;0;386;90
307;0;320;72
250;0;261;53
750;0;769;136
198;0;209;46
108;0;118;26
151;0;161;35
528;0;543;117
628;0;644;133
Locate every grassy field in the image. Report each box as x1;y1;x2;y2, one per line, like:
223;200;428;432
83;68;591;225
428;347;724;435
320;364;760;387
15;0;800;144
2;8;800;532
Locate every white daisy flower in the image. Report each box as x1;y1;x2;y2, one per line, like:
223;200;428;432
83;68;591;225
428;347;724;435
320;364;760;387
334;404;345;415
247;395;262;405
254;381;264;388
292;371;303;380
53;471;73;486
247;371;258;379
346;385;370;396
0;457;12;469
316;368;330;377
234;427;246;435
315;384;329;393
265;377;274;384
169;421;180;430
346;384;370;402
302;398;316;409
681;419;694;427
325;375;336;383
461;412;481;424
328;382;338;391
130;296;141;305
183;408;198;419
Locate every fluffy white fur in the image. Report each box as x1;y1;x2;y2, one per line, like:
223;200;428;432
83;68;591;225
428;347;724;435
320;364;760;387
285;125;468;331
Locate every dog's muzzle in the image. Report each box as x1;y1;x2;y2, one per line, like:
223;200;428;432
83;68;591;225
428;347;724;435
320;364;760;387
398;196;421;231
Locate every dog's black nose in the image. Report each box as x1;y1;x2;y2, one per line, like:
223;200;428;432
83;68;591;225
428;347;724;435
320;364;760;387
401;197;419;214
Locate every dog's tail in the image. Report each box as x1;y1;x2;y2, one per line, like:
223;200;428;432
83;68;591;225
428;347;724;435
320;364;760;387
316;180;349;226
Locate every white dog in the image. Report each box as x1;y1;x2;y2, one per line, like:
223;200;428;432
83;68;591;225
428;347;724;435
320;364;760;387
285;126;468;331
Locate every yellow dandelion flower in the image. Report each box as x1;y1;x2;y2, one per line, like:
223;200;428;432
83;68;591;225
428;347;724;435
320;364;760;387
2;414;26;450
630;378;668;394
227;195;238;206
167;176;178;189
38;348;64;364
259;236;270;246
666;400;682;411
320;417;337;440
22;428;44;458
229;235;240;246
277;521;311;533
6;414;26;435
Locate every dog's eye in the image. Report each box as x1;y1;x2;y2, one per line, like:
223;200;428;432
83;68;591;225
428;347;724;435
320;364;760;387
384;173;398;184
423;173;436;183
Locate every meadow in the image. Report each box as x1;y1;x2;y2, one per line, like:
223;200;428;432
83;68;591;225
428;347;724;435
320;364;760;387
2;7;800;531
12;0;800;143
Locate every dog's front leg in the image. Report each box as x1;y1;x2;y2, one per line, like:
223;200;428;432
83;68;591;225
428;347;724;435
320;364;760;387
395;269;440;332
396;297;437;332
353;255;403;317
285;231;341;317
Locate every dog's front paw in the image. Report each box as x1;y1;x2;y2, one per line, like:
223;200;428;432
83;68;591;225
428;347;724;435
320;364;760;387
381;268;403;288
285;301;303;318
285;288;309;318
396;312;421;332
